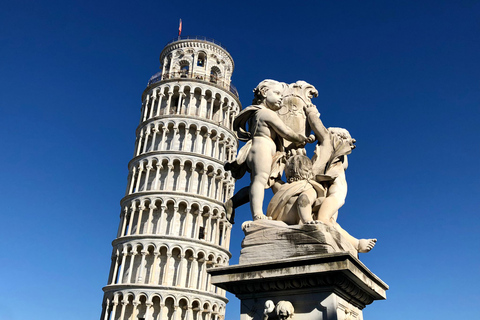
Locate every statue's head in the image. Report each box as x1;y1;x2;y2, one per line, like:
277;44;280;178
252;79;286;111
275;300;295;320
286;155;313;182
328;127;352;140
328;127;356;149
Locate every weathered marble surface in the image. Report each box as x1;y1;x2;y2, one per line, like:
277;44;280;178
240;220;357;265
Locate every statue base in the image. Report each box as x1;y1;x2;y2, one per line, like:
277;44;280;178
209;253;388;320
239;220;358;264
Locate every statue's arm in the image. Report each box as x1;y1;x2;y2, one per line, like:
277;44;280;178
271;176;285;194
260;109;306;143
305;105;329;144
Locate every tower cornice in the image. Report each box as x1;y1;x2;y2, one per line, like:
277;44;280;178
142;77;241;103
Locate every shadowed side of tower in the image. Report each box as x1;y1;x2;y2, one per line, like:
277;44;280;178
100;36;241;320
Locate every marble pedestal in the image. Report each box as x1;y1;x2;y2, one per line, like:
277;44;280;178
209;253;388;320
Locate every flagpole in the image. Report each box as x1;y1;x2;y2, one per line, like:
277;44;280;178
178;19;182;40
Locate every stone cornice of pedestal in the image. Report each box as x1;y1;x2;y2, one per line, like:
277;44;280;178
128;149;234;169
142;78;241;105
102;284;229;303
136;114;238;139
111;234;232;258
208;252;388;309
120;190;228;208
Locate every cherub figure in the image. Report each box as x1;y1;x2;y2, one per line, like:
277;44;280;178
266;154;325;225
305;104;376;253
225;80;308;221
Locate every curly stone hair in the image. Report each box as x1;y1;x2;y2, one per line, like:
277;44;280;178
285;155;313;182
328;127;352;140
252;79;286;105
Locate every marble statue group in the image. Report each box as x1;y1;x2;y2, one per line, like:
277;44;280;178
225;79;376;257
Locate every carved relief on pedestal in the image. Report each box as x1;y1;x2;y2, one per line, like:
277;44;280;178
263;300;295;320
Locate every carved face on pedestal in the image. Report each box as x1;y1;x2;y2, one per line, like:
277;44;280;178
263;84;283;111
275;301;294;320
278;310;290;320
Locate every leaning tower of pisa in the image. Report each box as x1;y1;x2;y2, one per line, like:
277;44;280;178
100;36;240;320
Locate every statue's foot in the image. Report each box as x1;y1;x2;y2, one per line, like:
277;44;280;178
241;221;253;232
358;239;377;253
253;214;270;221
225;199;235;224
304;220;322;225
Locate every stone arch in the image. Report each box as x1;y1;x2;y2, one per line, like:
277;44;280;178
198;125;210;154
128;244;143;283
210;66;221;84
143;244;156;284
169;85;182;115
163;199;177;236
170;158;182;191
205;164;216;198
182;159;194;193
163;53;172;73
210;129;221;158
215;170;224;201
145;123;160;153
212;93;223;122
191;86;203;116
186;122;199;152
170;246;183;286
178;298;189;319
195;250;207;290
158;245;169;285
183;248;195;287
197;50;207;68
189;202;201;238
192;300;202;320
192;161;206;195
155;87;169;116
135;294;148;319
158;158;171;190
150;89;163;119
147;198;163;234
177;121;188;151
177;201;189;236
151;295;162;319
163;296;176;319
123;293;135;319
179;59;190;77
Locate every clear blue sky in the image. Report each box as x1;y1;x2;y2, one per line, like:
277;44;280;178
1;1;479;319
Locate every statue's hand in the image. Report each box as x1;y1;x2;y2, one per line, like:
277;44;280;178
306;134;316;143
295;134;308;147
349;138;357;149
304;104;320;117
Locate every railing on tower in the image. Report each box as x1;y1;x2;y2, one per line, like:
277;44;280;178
165;36;229;51
147;71;239;98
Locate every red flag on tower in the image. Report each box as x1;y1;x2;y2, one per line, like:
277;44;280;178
178;19;182;37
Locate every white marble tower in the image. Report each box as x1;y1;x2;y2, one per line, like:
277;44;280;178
100;36;241;320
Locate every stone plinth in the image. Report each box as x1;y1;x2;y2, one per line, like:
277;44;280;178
240;220;358;264
209;253;388;320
